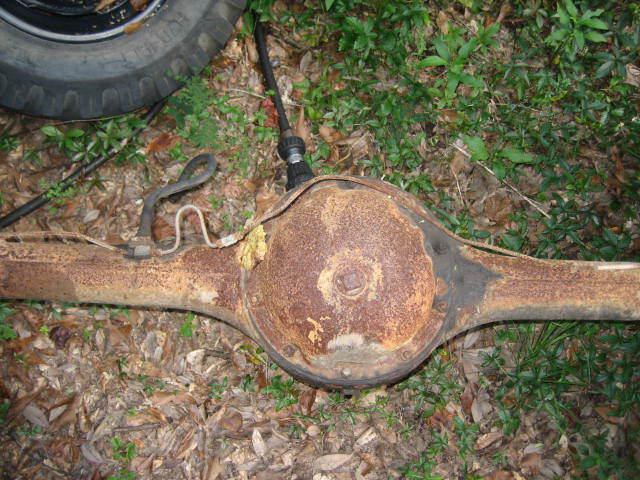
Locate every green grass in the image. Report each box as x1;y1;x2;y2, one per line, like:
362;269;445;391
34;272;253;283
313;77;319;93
178;312;197;338
263;375;299;410
209;376;229;400
0;303;17;341
166;69;277;177
111;436;137;463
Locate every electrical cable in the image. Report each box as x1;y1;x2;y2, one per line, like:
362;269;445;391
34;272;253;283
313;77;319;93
254;18;313;190
0;99;166;230
254;21;291;133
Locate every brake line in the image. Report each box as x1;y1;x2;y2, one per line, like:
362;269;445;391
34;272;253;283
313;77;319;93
0;230;118;251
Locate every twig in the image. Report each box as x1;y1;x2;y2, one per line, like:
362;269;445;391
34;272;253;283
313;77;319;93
452;142;551;219
227;87;266;100
451;167;467;209
113;422;162;433
226;88;302;107
267;24;308;51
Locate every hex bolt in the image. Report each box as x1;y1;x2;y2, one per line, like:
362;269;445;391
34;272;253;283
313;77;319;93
334;267;367;297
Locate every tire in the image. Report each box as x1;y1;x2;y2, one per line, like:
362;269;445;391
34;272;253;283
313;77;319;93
0;0;246;120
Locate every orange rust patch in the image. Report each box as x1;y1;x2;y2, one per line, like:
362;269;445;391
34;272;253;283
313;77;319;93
252;182;438;363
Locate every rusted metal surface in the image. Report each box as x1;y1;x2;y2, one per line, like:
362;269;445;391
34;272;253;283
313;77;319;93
0;240;252;337
245;180;440;388
446;246;640;340
1;175;639;389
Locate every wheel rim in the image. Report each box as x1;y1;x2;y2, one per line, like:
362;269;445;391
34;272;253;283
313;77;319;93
0;0;166;43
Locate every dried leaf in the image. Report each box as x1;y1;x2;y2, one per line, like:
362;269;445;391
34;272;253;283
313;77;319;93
146;132;179;155
218;410;243;432
523;443;544;455
463;330;481;349
223;180;243;199
496;3;512;24
152;216;175;242
299;51;313;73
359;387;387;407
23;404;49;428
625;64;640;88
437;11;450;34
175;428;197;460
246;38;259;64
461;382;475;416
521;452;542;474
298;389;317;415
260;98;279;129
50;394;81;431
256;367;268;389
487;471;514;480
296;107;311;145
82;209;100;224
149;391;194;406
471;392;492;423
318;125;343;144
81;443;105;464
313;454;352;472
130;0;149;11
205;457;224;480
356;427;377;447
427;407;454;428
595;405;625;425
252;428;267;457
476;431;502;450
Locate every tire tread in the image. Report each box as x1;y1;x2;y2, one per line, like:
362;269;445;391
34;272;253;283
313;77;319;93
0;0;246;119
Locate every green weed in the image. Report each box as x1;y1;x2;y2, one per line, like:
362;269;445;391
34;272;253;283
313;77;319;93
178;312;196;338
0;303;17;341
263;375;298;410
110;437;136;463
209;376;229;400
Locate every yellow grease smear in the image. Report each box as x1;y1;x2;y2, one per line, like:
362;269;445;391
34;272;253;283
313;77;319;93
237;225;267;270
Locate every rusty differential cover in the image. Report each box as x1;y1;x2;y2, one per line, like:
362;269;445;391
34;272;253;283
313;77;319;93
245;180;442;388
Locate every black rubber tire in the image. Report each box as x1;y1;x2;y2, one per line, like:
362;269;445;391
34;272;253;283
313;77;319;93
0;0;246;120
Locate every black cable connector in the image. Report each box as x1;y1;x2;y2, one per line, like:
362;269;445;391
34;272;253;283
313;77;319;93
278;134;313;190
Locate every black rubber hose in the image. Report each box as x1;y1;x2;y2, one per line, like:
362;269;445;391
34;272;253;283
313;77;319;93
135;153;217;239
0;100;166;230
254;21;291;133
